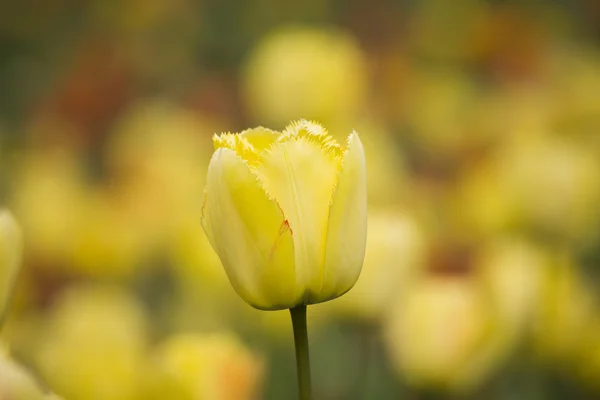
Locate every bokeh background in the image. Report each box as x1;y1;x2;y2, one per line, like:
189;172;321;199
2;0;600;399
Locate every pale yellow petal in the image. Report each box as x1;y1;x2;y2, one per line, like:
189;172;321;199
320;132;367;300
212;133;261;166
239;127;280;151
0;210;22;318
213;127;280;166
280;120;342;158
255;138;340;303
201;148;298;309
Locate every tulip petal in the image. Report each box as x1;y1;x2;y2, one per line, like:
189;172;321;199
239;127;280;151
320;132;367;300
201;148;298;309
255;138;340;303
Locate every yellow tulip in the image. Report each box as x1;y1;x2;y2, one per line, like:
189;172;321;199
10;145;85;267
384;277;490;391
499;136;600;241
242;27;368;128
477;239;548;331
201;120;367;310
0;346;61;400
0;210;22;321
384;273;524;393
36;285;148;400
147;333;263;400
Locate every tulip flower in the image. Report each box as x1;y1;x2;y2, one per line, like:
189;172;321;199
242;27;368;128
201;119;367;309
0;346;61;400
384;277;490;392
148;333;263;400
36;285;148;400
201;119;367;399
0;210;22;326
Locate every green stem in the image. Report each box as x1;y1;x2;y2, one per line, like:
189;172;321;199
290;305;312;400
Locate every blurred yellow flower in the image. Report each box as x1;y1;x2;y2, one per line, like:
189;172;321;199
0;346;58;400
431;239;551;393
10;146;86;267
107;100;215;224
70;192;151;278
403;69;480;156
451;157;516;237
532;257;597;363
319;210;426;322
499;136;600;241
36;285;148;400
107;100;225;283
0;210;22;321
455;134;600;241
242;27;367;128
201;120;367;310
147;332;263;400
384;275;512;393
477;239;548;331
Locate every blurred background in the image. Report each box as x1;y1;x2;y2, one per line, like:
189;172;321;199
1;0;600;399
